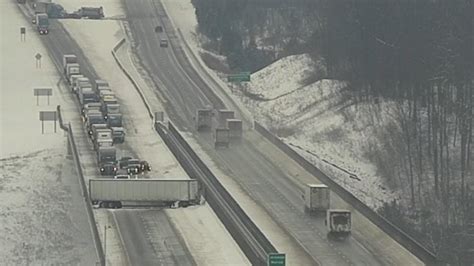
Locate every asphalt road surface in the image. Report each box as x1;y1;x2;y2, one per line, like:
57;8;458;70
19;7;194;265
123;0;423;265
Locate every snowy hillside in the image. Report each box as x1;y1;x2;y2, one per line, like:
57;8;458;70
242;54;316;100
234;54;400;208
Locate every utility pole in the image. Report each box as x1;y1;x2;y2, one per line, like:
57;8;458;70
104;225;107;266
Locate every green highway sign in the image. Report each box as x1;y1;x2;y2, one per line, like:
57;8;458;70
268;253;286;266
227;72;251;82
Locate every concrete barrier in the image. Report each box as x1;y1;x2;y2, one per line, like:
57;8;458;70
111;38;154;123
56;109;105;266
67;123;106;266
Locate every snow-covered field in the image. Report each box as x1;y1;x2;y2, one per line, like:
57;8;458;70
0;1;97;264
162;0;399;209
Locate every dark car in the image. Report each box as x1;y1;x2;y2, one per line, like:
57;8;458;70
126;159;141;174
160;39;169;48
99;162;117;176
140;160;151;172
155;25;163;33
114;169;130;179
118;156;133;169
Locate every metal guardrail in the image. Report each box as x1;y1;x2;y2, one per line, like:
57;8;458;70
155;121;277;265
112;36;276;264
111;38;155;122
57;106;106;266
254;121;442;265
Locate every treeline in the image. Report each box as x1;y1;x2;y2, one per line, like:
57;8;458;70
191;0;320;71
192;0;474;263
315;1;473;263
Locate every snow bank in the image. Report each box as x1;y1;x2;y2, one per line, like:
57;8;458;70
243;54;315;100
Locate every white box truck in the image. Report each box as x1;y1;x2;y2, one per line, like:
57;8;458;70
65;63;80;83
63;54;77;74
304;184;330;213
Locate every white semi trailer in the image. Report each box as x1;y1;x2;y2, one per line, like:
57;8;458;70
304;184;330;213
89;179;201;208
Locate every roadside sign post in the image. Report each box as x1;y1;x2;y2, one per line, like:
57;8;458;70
33;88;53;106
268;253;286;266
227;72;251;83
20;27;26;41
39;111;57;134
35;53;42;68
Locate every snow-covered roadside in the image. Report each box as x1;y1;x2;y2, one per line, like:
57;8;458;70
0;1;97;264
160;0;398;209
55;0;250;264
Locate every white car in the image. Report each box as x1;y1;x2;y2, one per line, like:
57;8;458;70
114;169;130;179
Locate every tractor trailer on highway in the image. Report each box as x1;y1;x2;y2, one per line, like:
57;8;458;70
35;13;49;35
326;209;352;239
89;179;201;208
304;184;330;213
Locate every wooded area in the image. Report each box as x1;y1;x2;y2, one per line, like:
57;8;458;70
192;0;474;264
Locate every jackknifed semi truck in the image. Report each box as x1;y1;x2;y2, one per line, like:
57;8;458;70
89;179;201;208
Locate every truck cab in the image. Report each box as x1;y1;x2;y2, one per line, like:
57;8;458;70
74;77;91;95
111;127;125;144
95;79;109;93
36;13;49;35
107;113;122;127
326;209;351;239
85;111;106;135
63;54;78;74
97;146;116;165
126;159;141;175
82;102;102;116
103;103;120;120
66;63;81;83
99;162;117;176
